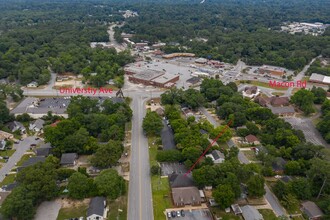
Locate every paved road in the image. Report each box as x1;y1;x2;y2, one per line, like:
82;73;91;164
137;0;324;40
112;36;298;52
34;200;61;220
265;185;287;217
128;95;154;220
285;56;320;97
0;136;40;182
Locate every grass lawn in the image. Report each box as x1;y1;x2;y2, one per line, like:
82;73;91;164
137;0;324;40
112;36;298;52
16;154;33;166
148;136;172;220
272;92;285;96
0;149;16;157
151;176;172;220
0;174;16;187
244;80;287;90
108;184;128;220
57;203;88;220
259;209;277;220
210;208;240;220
243;150;258;161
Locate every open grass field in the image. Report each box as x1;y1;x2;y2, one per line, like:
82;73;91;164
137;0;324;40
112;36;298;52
0;174;16;187
56;203;88;220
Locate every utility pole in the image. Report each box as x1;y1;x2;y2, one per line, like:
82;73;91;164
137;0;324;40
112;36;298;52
317;177;327;200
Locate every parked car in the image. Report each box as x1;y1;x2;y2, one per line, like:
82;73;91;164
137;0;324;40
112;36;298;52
167;212;171;218
181;210;185;217
171;211;176;217
30;144;37;147
177;210;181;217
14;140;19;144
35;137;40;140
3;156;9;160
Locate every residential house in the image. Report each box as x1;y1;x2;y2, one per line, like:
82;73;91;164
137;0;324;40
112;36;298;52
35;143;52;157
241;205;264;220
206;150;225;164
17;156;46;172
87;197;107;220
245;135;260;145
7;121;26;134
255;96;270;107
272;157;287;174
29;119;45;133
27;81;38;88
60;153;78;167
172;187;202;207
301;201;324;220
242;86;260;99
168;173;195;188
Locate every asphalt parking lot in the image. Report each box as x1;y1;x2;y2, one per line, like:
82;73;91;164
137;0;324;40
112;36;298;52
166;209;213;220
285;117;329;147
160;162;188;176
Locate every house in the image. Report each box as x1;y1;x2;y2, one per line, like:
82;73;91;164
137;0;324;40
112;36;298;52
272;157;287;174
241;205;264;220
17;156;46;172
259;65;286;78
301;201;324;220
270;106;296;117
245;135;260;145
171;186;202;207
255;96;270;107
242;86;260;99
168;173;195;188
0;138;6;151
29;119;45;133
186;77;201;86
269;96;290;107
60;153;78;167
35;143;52;157
231;204;242;215
7;121;26;134
87;197;107;220
206;150;225;164
27;81;38;88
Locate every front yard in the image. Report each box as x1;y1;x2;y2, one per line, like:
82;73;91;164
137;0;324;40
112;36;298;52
149;136;172;220
108;182;128;220
56;200;88;220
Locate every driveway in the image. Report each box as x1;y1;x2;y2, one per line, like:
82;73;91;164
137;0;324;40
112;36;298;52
34;200;61;220
161;120;176;150
265;185;287;217
0;136;41;182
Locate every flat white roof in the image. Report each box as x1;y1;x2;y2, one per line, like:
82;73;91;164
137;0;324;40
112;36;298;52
310;73;325;82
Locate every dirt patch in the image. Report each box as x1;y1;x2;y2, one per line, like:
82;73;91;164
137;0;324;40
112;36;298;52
60;198;90;209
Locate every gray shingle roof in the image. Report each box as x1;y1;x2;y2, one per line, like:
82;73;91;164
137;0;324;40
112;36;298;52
211;150;225;160
241;205;263;220
60;153;77;165
87;197;106;217
168;173;195;188
301;201;324;218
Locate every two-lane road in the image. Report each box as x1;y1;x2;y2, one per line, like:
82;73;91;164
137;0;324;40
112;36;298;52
128;94;154;220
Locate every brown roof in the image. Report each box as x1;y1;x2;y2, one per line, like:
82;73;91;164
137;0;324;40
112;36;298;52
269;96;290;106
301;201;324;218
172;186;202;206
155;108;165;116
255;96;270;107
245;134;259;143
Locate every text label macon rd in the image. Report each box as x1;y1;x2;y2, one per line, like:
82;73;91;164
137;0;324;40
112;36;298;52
269;80;307;88
59;87;113;95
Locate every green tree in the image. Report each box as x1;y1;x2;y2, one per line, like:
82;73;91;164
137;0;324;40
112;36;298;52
1;186;35;220
291;89;315;115
94;169;126;200
247;175;265;197
91;141;123;168
142;111;163;136
192;165;216;187
67;172;93;199
213;184;235;209
289;178;312;200
210;125;232;143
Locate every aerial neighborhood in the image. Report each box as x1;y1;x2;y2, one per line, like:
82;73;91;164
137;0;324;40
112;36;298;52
0;1;330;220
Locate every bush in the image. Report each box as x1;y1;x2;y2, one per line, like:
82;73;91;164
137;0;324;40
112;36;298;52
150;165;160;175
156;150;183;162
